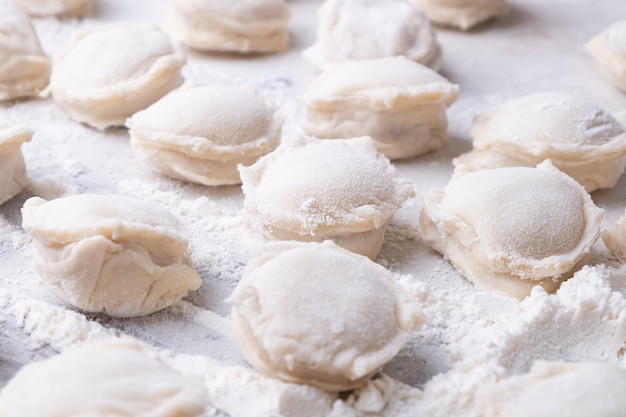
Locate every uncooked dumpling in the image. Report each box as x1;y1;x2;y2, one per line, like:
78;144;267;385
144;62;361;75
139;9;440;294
410;0;508;31
0;119;32;205
0;340;207;417
229;241;423;392
165;0;291;53
586;20;626;92
127;85;282;186
454;92;626;191
9;0;91;17
0;2;50;101
239;135;415;260
50;22;186;130
420;162;603;299
603;208;626;263
303;56;459;160
21;193;202;318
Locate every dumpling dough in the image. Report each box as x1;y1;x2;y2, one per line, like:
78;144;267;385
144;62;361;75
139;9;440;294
603;208;626;263
304;0;441;70
21;193;202;318
9;0;91;17
410;0;508;31
239;136;415;260
229;241;423;392
420;162;603;299
454;92;626;192
476;361;626;417
303;56;459;160
0;340;207;417
586;20;626;93
127;85;282;186
0;120;32;206
0;2;50;101
165;0;291;53
50;22;186;130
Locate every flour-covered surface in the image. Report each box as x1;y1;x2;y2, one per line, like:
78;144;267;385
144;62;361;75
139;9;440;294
1;0;626;416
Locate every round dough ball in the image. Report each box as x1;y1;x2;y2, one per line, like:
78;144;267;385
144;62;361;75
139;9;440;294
586;20;626;93
9;0;91;17
0;340;207;417
409;0;508;31
229;241;423;392
50;22;186;130
454;92;626;191
21;193;202;318
420;162;603;299
0;119;32;206
127;85;282;186
303;56;459;160
239;135;415;260
603;208;626;263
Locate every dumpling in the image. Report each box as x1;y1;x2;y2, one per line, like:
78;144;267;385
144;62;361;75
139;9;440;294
0;340;207;417
228;240;423;392
9;0;91;17
239;136;415;260
21;193;202;318
165;0;291;53
50;22;186;130
303;0;441;70
454;92;626;192
303;56;459;160
409;0;508;31
127;85;282;186
0;2;50;101
586;20;626;92
420;162;603;299
603;208;626;263
0;120;32;205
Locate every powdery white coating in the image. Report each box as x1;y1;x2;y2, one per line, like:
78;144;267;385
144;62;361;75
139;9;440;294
228;241;423;392
0;120;32;206
410;0;508;31
50;22;186;130
165;0;291;53
21;193;202;318
586;20;626;93
454;92;626;191
128;85;282;186
303;56;459;160
604;208;626;263
9;0;91;17
0;340;207;417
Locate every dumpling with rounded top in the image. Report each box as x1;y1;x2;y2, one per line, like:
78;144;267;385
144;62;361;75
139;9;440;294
409;0;508;31
0;119;32;206
127;85;282;186
9;0;91;17
228;240;423;392
603;208;626;263
303;56;459;160
50;22;186;130
239;135;415;260
454;92;626;192
586;20;626;93
420;161;603;299
21;193;202;318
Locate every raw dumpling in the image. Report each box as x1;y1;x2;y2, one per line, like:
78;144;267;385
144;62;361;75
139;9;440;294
9;0;91;17
586;20;626;92
420;162;603;299
0;120;32;205
165;0;291;53
127;85;282;186
603;208;626;263
0;340;207;417
304;0;441;70
50;22;186;130
229;241;423;392
0;2;50;101
410;0;508;31
239;136;415;260
21;193;202;318
454;92;626;192
303;56;459;160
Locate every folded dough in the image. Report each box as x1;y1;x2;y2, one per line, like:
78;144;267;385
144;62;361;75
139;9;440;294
50;22;186;130
603;208;626;263
0;120;32;206
303;56;459;160
21;193;202;318
9;0;91;17
239;136;415;260
128;85;282;186
165;0;291;53
0;2;50;101
0;340;207;417
454;92;626;192
410;0;508;31
420;162;603;299
586;20;626;92
229;241;423;392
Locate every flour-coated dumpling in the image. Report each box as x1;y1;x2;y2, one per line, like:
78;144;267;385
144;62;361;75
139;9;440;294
128;85;282;186
239;136;415;260
0;2;50;101
304;0;441;70
165;0;290;53
604;208;626;263
476;361;626;417
420;162;603;299
303;56;459;160
50;22;186;130
0;340;207;417
229;241;423;392
21;194;202;318
9;0;91;17
586;20;626;93
410;0;507;31
454;92;626;192
0;120;32;205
